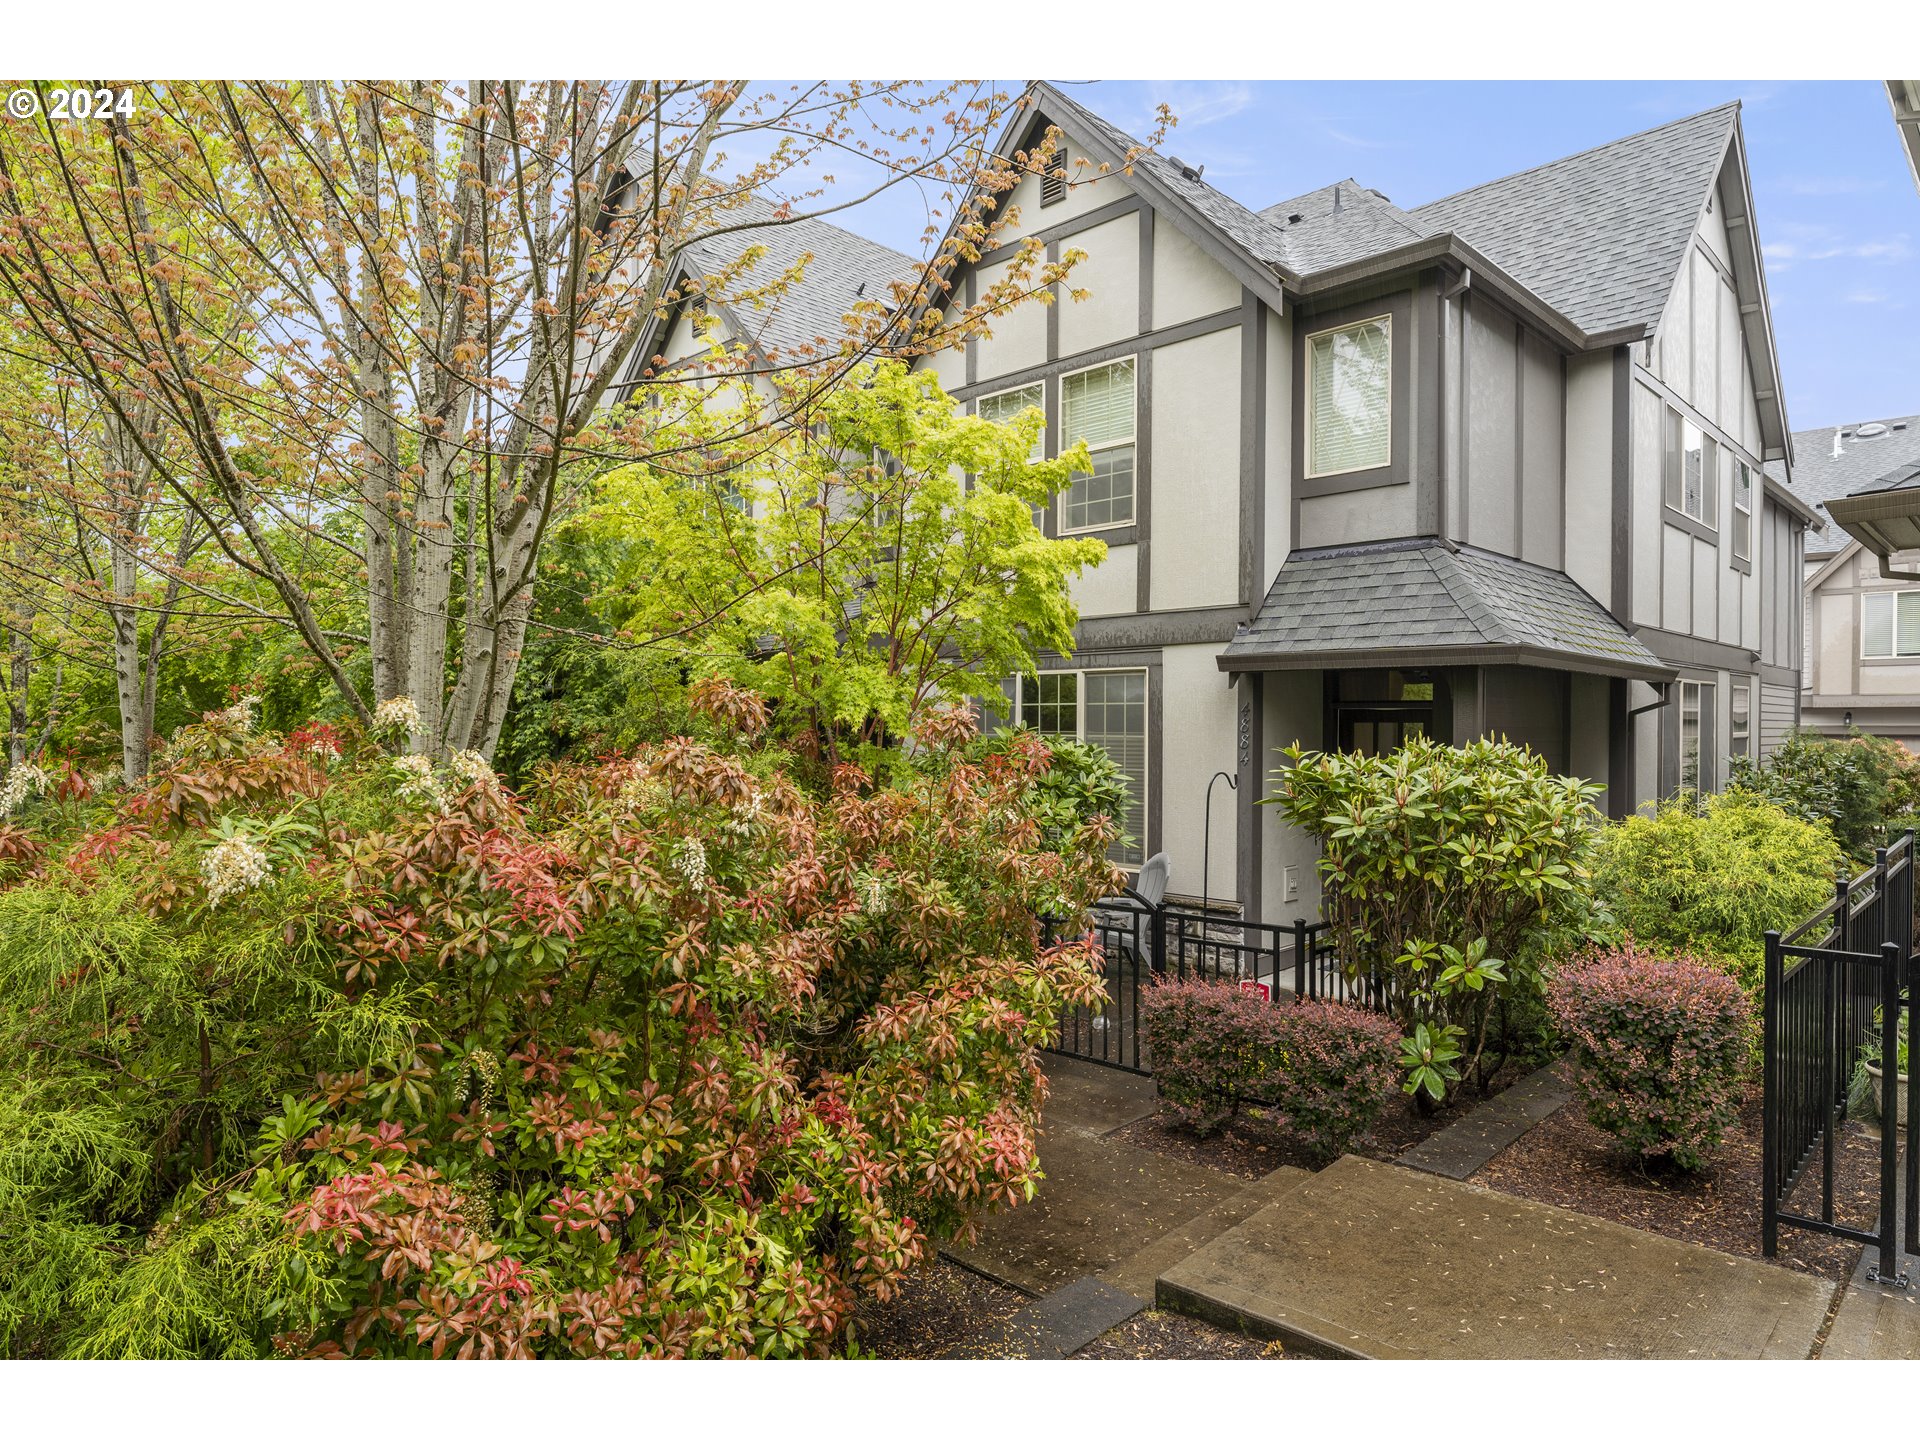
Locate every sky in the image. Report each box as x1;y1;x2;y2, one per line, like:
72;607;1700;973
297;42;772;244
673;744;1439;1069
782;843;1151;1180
840;81;1919;439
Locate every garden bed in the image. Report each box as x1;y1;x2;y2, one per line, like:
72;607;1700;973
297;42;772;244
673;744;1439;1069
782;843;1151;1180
1110;1058;1531;1181
1471;1069;1878;1287
850;1260;1299;1359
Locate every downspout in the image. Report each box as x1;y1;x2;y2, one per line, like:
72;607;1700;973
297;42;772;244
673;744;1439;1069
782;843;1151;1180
1625;681;1675;808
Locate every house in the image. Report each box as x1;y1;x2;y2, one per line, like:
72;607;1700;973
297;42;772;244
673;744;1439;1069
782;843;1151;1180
914;83;1813;922
1890;82;1920;196
1793;417;1920;746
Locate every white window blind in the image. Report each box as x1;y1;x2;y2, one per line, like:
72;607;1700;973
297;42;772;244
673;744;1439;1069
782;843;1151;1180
1862;592;1920;658
978;384;1044;459
1307;316;1391;477
1061;360;1135;532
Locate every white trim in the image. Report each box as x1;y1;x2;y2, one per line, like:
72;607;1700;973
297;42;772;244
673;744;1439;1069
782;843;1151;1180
1303;312;1393;481
1056;355;1138;537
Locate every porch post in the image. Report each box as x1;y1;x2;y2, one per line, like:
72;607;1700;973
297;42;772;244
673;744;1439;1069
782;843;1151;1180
1236;671;1264;921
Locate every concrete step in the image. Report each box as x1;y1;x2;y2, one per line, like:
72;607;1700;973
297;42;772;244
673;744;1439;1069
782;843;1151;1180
942;1276;1146;1360
1156;1154;1834;1360
1099;1165;1313;1302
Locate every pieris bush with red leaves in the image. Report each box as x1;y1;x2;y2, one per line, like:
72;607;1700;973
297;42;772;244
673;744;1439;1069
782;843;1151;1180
0;682;1115;1358
1141;979;1401;1157
1547;939;1756;1172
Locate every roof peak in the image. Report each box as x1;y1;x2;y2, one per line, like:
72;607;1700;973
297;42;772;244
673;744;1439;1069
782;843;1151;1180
1414;100;1740;213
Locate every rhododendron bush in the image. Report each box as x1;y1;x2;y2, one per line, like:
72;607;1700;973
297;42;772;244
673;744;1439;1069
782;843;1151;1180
0;683;1115;1358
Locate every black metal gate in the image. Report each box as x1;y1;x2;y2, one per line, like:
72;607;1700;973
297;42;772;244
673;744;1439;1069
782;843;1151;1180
1041;895;1382;1074
1763;832;1918;1285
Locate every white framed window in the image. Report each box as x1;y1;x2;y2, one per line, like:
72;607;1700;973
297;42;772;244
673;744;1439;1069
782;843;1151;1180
1011;668;1147;866
1663;408;1717;526
1679;679;1715;795
1730;682;1750;760
1060;359;1135;533
976;383;1046;460
1733;458;1752;561
1305;314;1392;478
1862;591;1920;658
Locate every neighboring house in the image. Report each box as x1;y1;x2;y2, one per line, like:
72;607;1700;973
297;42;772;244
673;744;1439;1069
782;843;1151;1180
1890;81;1920;195
1796;416;1920;745
612;192;918;403
912;82;1812;922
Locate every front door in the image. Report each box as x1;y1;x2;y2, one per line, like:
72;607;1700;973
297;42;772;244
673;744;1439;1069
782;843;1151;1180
1336;705;1431;757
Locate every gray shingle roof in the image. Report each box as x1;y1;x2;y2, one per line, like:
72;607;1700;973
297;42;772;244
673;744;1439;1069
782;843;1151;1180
1410;104;1739;335
1789;416;1920;557
1257;181;1436;275
680;194;917;360
1220;538;1673;681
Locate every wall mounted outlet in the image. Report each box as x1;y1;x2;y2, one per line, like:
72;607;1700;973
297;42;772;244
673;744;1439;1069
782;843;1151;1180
1283;865;1300;902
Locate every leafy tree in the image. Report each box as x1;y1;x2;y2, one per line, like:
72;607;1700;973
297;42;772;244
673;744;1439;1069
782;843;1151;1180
1264;736;1603;1104
0;82;1087;757
582;361;1105;770
1727;727;1920;862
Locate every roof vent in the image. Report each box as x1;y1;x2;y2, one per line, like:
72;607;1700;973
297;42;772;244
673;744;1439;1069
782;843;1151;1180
1170;157;1203;182
1858;422;1890;438
1287;213;1304;225
1895;422;1910;431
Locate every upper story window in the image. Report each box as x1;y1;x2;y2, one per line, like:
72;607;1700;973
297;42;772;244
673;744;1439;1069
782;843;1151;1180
1305;315;1392;478
1733;459;1753;561
1061;359;1135;533
1862;591;1920;659
976;383;1045;459
1663;408;1717;527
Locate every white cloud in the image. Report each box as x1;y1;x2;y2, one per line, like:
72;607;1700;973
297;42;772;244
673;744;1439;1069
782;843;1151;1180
1844;289;1890;304
1323;126;1389;149
1142;81;1254;130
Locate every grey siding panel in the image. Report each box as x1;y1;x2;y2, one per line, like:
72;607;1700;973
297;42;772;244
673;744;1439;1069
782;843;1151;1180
1466;305;1519;554
1761;681;1797;756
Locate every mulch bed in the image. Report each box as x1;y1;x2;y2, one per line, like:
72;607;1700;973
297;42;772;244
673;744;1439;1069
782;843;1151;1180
851;1259;1303;1359
1109;1060;1529;1181
849;1259;1027;1358
1069;1309;1298;1360
1472;1071;1878;1287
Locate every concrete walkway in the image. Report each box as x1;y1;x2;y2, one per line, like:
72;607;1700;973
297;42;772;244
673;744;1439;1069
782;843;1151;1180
1158;1155;1835;1359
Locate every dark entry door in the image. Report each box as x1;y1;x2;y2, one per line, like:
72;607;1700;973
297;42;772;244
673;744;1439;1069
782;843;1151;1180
1337;705;1430;757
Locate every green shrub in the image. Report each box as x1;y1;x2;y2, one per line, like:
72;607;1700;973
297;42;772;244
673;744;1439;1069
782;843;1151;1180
1728;728;1920;861
1593;790;1840;994
1264;736;1603;1102
0;686;1115;1358
1140;980;1401;1158
957;731;1132;845
1548;940;1756;1171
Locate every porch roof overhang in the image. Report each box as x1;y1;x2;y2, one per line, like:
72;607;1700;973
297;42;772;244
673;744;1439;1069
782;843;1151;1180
1218;537;1676;685
1823;461;1920;580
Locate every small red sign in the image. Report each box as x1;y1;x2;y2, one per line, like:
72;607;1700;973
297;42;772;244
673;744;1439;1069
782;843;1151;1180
1240;979;1271;1002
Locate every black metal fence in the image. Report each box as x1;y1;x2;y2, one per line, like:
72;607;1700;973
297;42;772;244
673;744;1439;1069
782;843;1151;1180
1763;832;1917;1285
1041;892;1386;1074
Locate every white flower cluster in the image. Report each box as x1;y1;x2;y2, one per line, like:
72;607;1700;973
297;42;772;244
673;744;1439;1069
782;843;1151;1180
201;832;272;906
673;837;710;893
864;877;889;915
722;786;765;838
392;753;446;810
212;694;260;733
372;695;424;739
0;763;50;818
447;748;502;798
618;770;668;812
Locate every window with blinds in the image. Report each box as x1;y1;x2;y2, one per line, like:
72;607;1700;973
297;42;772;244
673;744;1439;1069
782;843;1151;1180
1061;359;1135;532
1013;667;1146;866
1679;680;1714;795
1730;682;1751;759
1862;591;1920;658
1306;315;1391;477
977;384;1045;459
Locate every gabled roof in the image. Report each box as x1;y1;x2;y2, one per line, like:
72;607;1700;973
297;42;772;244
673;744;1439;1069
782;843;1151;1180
1218;537;1674;682
1789;415;1920;556
676;194;917;362
1411;104;1740;336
